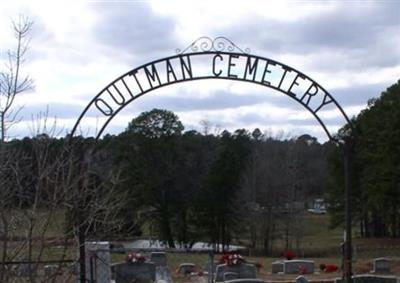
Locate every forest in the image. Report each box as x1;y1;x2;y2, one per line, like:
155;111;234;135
1;80;399;256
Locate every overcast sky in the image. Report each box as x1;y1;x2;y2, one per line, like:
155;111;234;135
1;0;399;142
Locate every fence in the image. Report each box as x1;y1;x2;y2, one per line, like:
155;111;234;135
0;259;76;283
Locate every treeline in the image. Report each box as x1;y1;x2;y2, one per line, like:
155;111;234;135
2;80;399;254
2;109;333;253
106;109;336;252
329;80;400;238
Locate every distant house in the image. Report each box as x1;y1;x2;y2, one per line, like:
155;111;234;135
307;198;327;214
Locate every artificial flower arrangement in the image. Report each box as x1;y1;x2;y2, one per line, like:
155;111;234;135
125;252;146;263
319;263;339;273
218;253;263;270
219;253;245;266
283;250;296;260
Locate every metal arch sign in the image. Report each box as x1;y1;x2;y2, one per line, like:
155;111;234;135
71;37;351;140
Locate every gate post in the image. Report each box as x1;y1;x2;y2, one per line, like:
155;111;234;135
208;249;214;283
343;138;353;283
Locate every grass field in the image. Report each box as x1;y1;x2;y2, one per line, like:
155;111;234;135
3;209;400;263
2;209;400;282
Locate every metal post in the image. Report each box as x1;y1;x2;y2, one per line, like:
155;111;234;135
79;223;86;283
343;139;352;283
208;250;214;283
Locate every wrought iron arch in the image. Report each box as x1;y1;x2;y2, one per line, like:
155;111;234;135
71;37;351;141
70;36;354;283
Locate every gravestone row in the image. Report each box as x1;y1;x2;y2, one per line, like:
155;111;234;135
82;241;397;283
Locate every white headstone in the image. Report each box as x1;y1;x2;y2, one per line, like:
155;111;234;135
85;241;111;283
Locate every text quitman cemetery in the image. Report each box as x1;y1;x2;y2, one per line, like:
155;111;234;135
75;51;342;138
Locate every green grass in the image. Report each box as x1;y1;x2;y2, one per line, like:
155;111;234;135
1;208;67;238
5;208;400;263
296;213;344;256
245;212;344;257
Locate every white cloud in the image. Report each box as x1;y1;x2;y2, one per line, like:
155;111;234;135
1;0;399;142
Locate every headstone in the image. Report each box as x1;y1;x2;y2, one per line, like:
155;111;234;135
271;261;284;274
177;263;197;275
85;241;111;283
15;262;35;277
283;260;314;274
334;274;397;283
372;258;390;274
114;262;156;283
224;279;265;283
151;252;167;267
215;263;256;282
155;266;173;283
44;264;60;277
224;272;239;281
296;275;309;283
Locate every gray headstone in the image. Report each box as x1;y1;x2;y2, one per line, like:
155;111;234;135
224;272;239;281
15;262;35;277
373;258;390;274
114;262;156;283
283;260;314;274
85;241;111;283
335;274;397;283
44;264;60;277
271;261;284;274
177;263;197;275
215;263;256;282
151;252;167;267
296;275;309;283
155;266;173;283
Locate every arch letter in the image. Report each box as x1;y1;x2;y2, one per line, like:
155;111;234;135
212;54;223;77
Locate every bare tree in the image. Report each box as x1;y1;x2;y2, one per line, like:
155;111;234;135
240;131;318;255
239;133;287;254
0;115;127;283
0;16;34;142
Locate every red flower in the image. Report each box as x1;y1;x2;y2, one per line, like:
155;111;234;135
255;262;263;269
283;250;295;260
219;253;244;265
298;264;307;274
323;264;339;273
